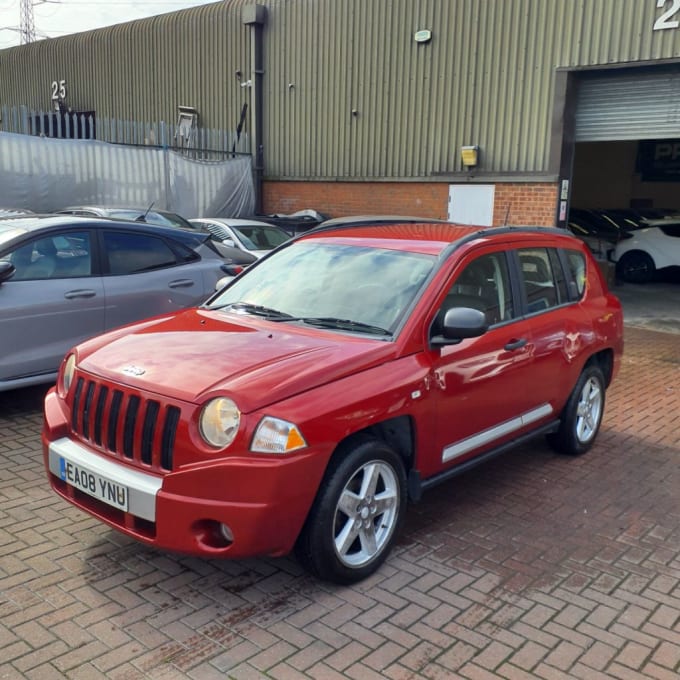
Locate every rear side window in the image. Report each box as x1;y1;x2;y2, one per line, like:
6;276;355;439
103;231;182;275
563;250;587;299
518;248;559;313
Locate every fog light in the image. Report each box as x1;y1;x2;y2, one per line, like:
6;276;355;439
220;523;234;543
193;519;234;549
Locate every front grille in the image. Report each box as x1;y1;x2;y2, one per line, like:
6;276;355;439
71;377;180;471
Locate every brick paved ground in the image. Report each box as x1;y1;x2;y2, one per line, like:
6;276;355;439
1;326;679;680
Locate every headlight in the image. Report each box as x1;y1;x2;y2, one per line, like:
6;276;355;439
60;354;76;395
200;398;241;448
251;417;307;454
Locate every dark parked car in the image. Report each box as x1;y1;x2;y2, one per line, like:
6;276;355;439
43;221;623;583
0;215;233;391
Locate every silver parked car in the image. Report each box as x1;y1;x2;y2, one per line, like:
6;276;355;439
190;218;292;258
0;215;232;391
56;205;195;229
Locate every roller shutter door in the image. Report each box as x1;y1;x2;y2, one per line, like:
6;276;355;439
575;67;680;142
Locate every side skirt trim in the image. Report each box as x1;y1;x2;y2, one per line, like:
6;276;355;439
442;403;554;463
408;419;560;502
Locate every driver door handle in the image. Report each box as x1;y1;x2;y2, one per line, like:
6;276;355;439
64;289;97;299
168;279;195;289
504;338;527;351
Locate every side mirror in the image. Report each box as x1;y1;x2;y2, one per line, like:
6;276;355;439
431;307;488;347
0;261;16;284
222;238;236;248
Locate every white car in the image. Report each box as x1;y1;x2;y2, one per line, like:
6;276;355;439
613;218;680;283
190;218;291;259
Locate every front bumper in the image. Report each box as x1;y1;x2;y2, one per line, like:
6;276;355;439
43;390;328;559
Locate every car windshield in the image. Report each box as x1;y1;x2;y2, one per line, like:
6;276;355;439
0;221;29;248
207;241;435;335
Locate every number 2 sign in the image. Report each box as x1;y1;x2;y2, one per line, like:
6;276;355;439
654;0;680;30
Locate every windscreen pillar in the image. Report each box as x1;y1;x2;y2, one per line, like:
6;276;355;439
242;4;267;214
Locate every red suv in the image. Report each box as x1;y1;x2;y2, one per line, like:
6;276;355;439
43;223;623;583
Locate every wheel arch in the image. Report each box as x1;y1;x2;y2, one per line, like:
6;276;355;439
619;247;657;266
329;415;415;472
585;348;614;387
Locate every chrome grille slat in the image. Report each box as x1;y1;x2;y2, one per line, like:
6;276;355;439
71;378;177;471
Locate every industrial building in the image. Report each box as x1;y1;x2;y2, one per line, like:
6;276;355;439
1;0;679;226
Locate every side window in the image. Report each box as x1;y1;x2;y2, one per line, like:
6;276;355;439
103;231;178;275
434;252;514;332
548;248;569;302
518;248;559;313
7;232;91;280
563;249;587;299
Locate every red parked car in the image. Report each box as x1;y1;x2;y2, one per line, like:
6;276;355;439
43;222;623;583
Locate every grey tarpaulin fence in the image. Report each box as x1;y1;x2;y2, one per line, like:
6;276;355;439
0;107;254;218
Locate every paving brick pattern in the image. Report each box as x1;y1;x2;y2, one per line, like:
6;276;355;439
1;326;678;679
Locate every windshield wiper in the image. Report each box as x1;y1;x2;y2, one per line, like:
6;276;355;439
272;316;391;336
212;301;294;319
209;304;391;335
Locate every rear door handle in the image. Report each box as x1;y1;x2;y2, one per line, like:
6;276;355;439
168;279;195;289
504;338;527;351
64;289;97;299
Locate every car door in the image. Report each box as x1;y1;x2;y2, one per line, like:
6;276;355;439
99;228;208;329
0;230;105;382
425;248;541;474
515;245;592;410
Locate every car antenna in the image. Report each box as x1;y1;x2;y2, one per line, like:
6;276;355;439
136;202;155;222
503;205;510;226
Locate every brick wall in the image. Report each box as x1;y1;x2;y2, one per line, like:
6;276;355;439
262;180;560;226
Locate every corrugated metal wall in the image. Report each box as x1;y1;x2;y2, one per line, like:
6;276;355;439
261;0;680;179
0;2;250;138
1;0;679;180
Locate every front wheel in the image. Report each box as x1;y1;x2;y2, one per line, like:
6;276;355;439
295;438;407;584
616;250;655;284
547;365;606;456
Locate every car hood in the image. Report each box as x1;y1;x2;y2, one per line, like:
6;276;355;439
77;308;396;411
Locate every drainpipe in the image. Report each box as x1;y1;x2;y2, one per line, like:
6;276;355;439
242;4;267;214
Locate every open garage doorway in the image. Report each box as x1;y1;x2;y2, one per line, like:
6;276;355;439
566;64;680;308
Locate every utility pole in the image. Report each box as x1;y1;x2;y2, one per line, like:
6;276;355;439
20;0;36;44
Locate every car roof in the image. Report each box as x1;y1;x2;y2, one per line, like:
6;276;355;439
191;217;287;229
319;214;448;228
641;217;680;227
0;214;209;249
297;222;581;256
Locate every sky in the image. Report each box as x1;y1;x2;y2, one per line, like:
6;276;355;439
0;0;217;49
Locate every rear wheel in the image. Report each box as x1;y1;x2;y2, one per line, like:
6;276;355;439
295;438;406;584
547;365;605;456
616;250;655;284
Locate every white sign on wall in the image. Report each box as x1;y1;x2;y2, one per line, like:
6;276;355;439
448;184;495;226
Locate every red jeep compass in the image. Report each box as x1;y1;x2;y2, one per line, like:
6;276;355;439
43;223;623;583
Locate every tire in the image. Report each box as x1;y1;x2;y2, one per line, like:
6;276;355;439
616;250;655;284
295;438;407;584
547;364;606;456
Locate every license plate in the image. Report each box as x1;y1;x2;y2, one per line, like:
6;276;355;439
59;457;129;512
